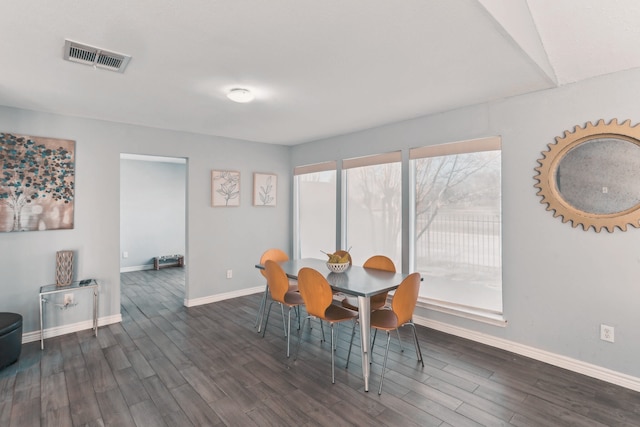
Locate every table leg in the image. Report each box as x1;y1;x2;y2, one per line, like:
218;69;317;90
357;296;371;392
39;295;44;350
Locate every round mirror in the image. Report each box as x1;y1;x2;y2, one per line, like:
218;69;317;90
534;119;640;232
557;137;640;214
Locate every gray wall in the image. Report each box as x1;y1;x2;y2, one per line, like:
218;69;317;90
292;68;640;380
2;66;640;384
0;108;291;334
120;158;186;270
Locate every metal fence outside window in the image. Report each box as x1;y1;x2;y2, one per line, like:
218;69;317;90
416;214;502;271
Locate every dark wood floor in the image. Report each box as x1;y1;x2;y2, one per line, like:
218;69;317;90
2;268;640;426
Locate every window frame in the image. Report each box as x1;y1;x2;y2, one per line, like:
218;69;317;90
292;138;505;325
409;137;503;322
293;161;337;259
342;151;402;267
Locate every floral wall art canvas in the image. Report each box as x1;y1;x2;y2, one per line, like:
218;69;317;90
0;132;75;232
211;170;240;207
253;173;277;206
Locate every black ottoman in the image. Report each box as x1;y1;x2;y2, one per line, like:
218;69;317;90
0;312;23;369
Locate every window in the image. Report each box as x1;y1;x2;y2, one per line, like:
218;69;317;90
293;162;336;259
294;140;502;321
343;152;402;267
410;137;502;315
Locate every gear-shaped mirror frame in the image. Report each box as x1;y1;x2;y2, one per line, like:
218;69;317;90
534;119;640;233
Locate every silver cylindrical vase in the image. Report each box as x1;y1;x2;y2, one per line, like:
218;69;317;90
56;250;74;287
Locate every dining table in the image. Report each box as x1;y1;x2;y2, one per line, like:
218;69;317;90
255;257;409;392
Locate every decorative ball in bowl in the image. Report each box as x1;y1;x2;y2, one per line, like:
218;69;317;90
326;262;350;273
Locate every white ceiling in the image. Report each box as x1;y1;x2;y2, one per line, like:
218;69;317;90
1;0;639;145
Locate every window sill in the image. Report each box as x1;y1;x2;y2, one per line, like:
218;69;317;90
417;297;507;327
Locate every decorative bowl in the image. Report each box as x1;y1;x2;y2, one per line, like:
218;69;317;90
326;262;349;273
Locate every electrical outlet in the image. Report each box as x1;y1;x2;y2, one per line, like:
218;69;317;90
64;293;74;306
123;251;128;258
600;324;615;343
226;269;233;279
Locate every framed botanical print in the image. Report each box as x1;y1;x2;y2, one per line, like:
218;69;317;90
211;170;240;207
253;173;277;206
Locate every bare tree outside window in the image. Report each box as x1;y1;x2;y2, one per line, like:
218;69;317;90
296;145;502;315
415;152;501;240
345;162;401;267
414;150;502;313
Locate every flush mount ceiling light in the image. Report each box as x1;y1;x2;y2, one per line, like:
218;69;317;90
227;88;254;103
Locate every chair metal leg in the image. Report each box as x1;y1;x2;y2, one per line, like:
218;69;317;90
330;324;336;383
295;306;301;330
264;299;297;359
280;304;287;337
286;307;292;357
319;320;326;342
294;317;311;361
370;328;378;363
299;307;302;330
262;300;275;338
409;323;424;366
345;320;357;369
255;284;269;332
396;329;404;352
378;331;392;395
371;327;401;357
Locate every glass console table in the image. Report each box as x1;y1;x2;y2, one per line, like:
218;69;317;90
38;279;99;350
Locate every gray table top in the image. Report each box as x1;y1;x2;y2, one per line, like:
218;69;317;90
256;258;409;297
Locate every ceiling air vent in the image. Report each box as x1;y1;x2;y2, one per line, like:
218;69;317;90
63;40;131;73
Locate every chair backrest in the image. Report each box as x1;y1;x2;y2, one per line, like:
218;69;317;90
363;255;395;272
259;248;289;279
297;267;334;318
391;273;421;326
364;255;396;306
264;260;290;303
333;250;352;265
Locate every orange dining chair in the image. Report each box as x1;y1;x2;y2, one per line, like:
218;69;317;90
341;255;395;311
294;267;358;384
262;260;304;357
318;250;351;345
342;255;404;361
349;272;424;394
255;248;296;333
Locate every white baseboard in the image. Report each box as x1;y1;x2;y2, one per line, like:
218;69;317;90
184;286;263;307
413;315;640;392
120;264;154;273
21;313;123;344
54;286;635;393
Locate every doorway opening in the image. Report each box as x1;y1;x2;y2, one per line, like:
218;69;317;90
119;153;188;305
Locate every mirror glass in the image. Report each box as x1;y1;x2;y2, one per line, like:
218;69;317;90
556;138;640;214
534;119;640;232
